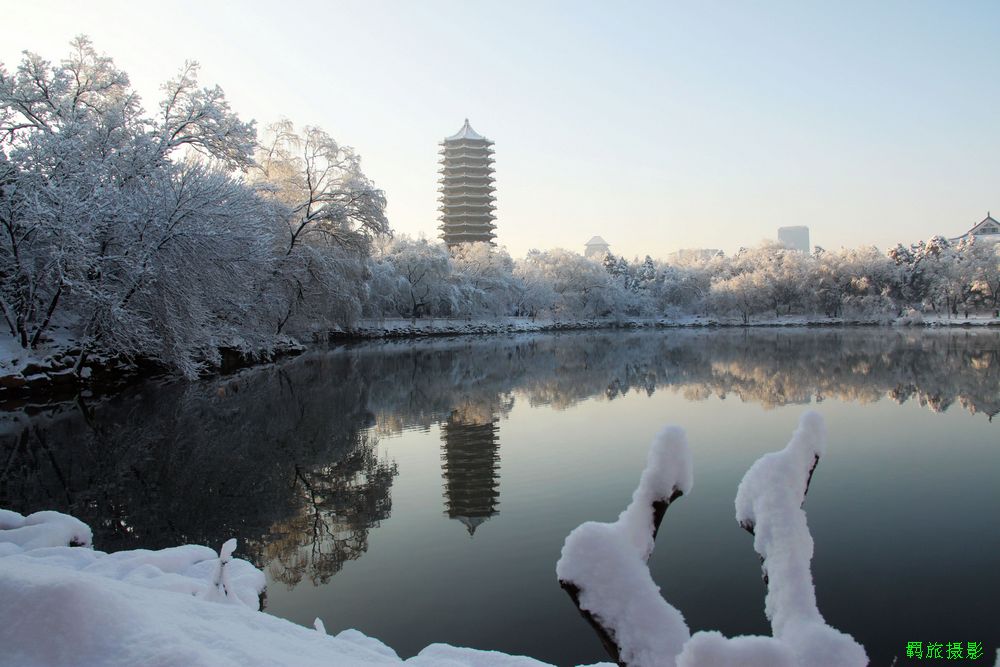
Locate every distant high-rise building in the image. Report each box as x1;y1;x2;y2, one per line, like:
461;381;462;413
584;236;610;259
778;226;810;252
438;119;496;247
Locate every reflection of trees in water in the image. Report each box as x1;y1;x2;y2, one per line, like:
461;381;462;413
662;330;1000;418
266;436;398;587
2;329;997;588
0;355;399;588
345;330;1000;430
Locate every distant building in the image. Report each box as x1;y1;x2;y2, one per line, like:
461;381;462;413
584;236;610;259
950;212;1000;244
438;119;496;247
778;226;810;252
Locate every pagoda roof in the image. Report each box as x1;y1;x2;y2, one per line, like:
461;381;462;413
444;119;490;143
439;174;495;182
441;232;496;241
439;207;496;214
585;236;609;246
439;145;494;154
440;165;494;172
441;161;494;168
439;154;495;162
439;214;497;221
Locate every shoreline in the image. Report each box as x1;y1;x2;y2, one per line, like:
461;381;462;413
3;316;998;405
326;314;1000;340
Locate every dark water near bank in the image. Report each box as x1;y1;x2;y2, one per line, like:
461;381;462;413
2;329;998;665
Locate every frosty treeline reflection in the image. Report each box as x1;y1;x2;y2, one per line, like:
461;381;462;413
2;329;997;585
353;329;1000;423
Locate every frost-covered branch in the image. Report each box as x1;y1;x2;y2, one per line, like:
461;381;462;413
679;412;866;667
556;426;693;666
557;413;867;667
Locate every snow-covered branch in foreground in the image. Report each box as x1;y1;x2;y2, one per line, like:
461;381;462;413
556;426;693;666
557;413;868;667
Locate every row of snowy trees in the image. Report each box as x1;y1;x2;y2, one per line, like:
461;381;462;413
3;39;998;378
364;236;1000;324
1;38;387;376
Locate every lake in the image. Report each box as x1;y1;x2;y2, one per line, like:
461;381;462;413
2;328;998;665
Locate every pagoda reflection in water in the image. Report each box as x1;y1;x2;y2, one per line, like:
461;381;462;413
440;407;501;536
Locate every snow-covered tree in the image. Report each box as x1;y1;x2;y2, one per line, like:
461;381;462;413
520;248;618;317
0;37;273;375
251;122;389;334
253;121;388;255
512;250;558;318
710;270;767;324
965;237;1000;310
378;236;454;318
450;242;517;317
636;256;656;289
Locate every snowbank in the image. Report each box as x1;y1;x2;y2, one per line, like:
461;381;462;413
0;508;92;553
0;509;265;609
0;509;607;667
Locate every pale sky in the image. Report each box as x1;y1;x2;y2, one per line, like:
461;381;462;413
5;1;999;260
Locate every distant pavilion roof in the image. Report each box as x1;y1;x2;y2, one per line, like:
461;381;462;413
445;119;489;142
979;213;998;227
585;236;609;246
950;212;1000;243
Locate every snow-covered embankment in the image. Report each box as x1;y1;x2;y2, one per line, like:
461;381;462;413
0;509;566;667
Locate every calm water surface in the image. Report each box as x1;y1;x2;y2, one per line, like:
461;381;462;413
2;329;998;665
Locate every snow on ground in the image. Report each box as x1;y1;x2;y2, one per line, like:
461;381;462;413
0;509;609;667
0;509;92;553
556;413;868;667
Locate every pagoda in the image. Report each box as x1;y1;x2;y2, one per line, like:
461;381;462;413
440;411;500;536
438;119;496;247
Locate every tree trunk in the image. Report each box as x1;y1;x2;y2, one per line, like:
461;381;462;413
29;282;63;349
